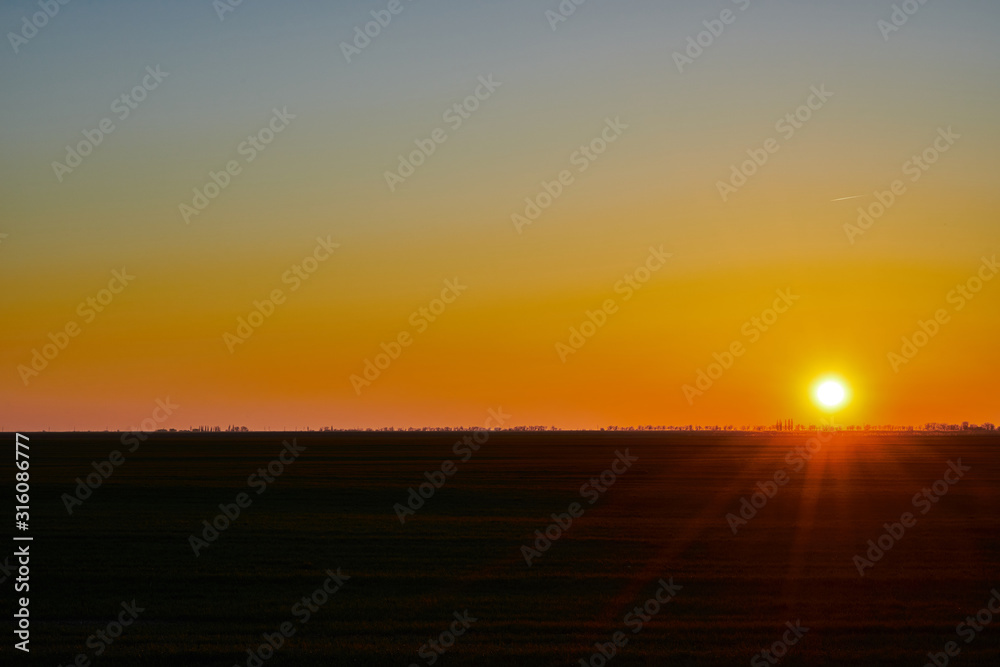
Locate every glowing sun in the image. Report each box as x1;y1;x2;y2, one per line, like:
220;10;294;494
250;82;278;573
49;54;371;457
813;378;849;410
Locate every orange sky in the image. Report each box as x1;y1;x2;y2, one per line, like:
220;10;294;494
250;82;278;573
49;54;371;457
1;1;998;430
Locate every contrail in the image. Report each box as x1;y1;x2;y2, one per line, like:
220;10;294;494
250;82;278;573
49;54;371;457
830;194;868;202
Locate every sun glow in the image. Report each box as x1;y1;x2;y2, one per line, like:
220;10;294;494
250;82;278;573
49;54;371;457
813;378;850;410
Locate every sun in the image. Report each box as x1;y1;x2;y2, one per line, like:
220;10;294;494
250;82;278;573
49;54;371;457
812;377;850;411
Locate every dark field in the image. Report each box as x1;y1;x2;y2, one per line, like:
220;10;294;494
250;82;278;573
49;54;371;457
6;430;1000;665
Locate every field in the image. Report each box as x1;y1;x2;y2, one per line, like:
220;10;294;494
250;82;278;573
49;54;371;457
8;430;1000;665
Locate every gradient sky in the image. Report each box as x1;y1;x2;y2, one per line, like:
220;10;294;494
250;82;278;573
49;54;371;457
1;0;998;430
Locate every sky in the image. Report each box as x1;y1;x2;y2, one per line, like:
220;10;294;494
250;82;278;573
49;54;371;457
1;0;998;430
